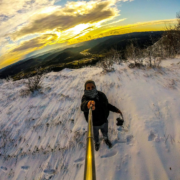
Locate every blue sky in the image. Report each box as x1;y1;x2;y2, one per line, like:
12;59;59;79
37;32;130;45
119;0;180;24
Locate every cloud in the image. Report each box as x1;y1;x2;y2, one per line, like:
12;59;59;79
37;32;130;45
11;0;121;40
0;0;57;49
11;34;58;52
0;0;56;17
101;18;127;26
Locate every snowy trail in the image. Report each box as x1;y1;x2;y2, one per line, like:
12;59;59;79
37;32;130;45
0;59;180;180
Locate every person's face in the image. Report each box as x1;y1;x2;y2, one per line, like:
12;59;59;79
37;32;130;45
86;83;95;90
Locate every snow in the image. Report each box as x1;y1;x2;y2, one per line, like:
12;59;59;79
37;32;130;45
0;58;180;180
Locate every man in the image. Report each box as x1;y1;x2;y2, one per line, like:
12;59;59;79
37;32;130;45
81;80;123;151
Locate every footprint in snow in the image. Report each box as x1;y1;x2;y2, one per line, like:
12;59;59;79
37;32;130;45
114;138;126;144
21;166;29;170
44;169;56;174
126;135;134;144
148;131;156;141
74;157;84;163
100;150;117;158
117;126;128;132
1;166;7;171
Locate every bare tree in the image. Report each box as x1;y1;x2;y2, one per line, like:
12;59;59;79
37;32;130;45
164;26;178;57
160;12;180;57
125;43;137;63
26;68;44;92
146;46;153;67
126;42;145;68
175;12;180;54
104;48;122;64
100;48;121;72
156;38;165;59
176;12;180;30
20;67;45;96
101;57;115;73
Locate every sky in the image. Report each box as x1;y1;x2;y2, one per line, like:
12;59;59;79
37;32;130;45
0;0;179;69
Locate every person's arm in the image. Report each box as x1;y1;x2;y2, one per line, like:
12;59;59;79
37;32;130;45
102;93;122;114
109;103;123;117
108;103;119;112
81;95;89;112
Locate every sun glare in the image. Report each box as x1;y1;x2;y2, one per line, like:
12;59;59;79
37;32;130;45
71;24;89;35
52;30;61;38
40;6;59;14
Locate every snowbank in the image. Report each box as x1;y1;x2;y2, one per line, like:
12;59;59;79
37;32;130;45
0;58;180;180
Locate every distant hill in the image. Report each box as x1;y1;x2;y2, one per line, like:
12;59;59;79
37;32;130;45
0;36;111;78
0;32;163;79
89;31;164;58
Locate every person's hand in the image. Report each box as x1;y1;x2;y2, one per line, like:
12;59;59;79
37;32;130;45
87;101;95;110
117;109;123;116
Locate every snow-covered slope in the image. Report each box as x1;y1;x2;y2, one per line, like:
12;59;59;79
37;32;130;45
0;58;180;180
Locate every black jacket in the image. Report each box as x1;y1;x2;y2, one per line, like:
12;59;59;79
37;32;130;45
81;91;119;126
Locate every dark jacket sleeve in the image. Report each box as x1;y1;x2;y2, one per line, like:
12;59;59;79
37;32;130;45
102;93;119;112
81;95;89;112
108;103;119;112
